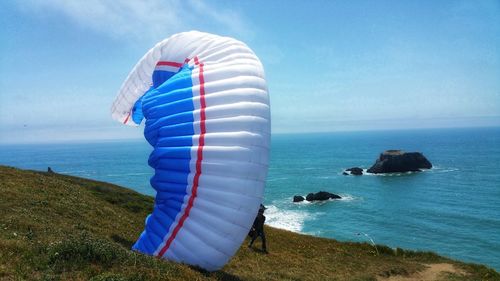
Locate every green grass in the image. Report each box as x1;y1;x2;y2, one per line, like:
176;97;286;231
0;165;499;281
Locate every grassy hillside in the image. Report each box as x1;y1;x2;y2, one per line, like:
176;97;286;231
0;165;498;281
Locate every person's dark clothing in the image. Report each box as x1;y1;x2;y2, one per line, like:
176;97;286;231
249;211;267;252
253;213;265;233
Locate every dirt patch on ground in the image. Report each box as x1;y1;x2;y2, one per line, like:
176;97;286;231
378;263;466;281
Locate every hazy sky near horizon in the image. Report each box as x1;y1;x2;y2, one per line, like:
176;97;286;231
1;0;499;143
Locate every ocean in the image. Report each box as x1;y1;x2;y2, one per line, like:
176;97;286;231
1;127;499;270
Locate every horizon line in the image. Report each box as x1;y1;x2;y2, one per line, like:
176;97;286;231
1;124;499;145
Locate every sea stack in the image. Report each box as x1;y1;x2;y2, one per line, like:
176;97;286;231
367;150;432;174
305;191;341;202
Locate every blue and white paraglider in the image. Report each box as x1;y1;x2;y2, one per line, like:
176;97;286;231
111;31;270;271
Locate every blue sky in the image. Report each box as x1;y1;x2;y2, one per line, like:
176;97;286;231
1;0;499;143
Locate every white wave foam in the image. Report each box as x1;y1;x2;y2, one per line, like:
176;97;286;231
264;205;313;233
428;166;459;173
340;169;350;175
338;194;356;201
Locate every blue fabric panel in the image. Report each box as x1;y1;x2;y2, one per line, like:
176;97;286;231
144;107;194;144
155;198;184;210
155;207;177;222
156;158;191;172
153;70;177;88
144;128;158;147
131;88;152;125
145;112;194;137
143;65;194;110
145;221;164;246
158;123;196;138
148;147;192;167
142;87;195;113
151;170;189;185
152;207;175;228
132;232;147;251
144;89;195;115
133;63;195;255
156;136;194;148
142;66;195;146
154;66;194;96
143;234;157;253
146;98;195;119
149;181;189;194
159;205;184;222
155;192;186;203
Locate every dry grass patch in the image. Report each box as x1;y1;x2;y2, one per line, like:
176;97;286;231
1;165;499;281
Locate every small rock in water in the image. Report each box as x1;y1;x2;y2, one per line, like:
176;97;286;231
305;191;341;202
305;193;314;201
345;167;363;175
293;195;305;202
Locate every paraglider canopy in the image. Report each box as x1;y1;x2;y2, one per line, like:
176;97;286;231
111;31;270;271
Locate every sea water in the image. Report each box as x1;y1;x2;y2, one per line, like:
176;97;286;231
1;127;499;270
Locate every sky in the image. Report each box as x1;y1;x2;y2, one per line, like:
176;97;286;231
1;0;499;143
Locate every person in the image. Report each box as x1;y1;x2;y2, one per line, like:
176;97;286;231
248;204;267;253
